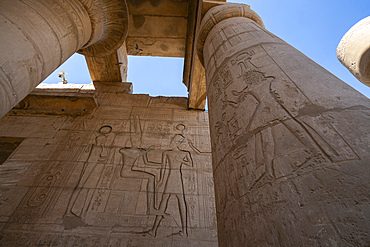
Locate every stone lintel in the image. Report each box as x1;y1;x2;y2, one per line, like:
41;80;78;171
15;83;97;116
9;94;97;117
187;55;207;110
183;0;202;89
93;81;133;94
8;81;134;116
33;83;95;97
183;0;226;110
125;0;188;57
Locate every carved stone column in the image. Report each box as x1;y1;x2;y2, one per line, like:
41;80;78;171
0;0;128;118
197;4;370;246
337;16;370;86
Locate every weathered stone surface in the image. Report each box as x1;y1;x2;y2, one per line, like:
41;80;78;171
0;137;25;166
85;42;128;83
77;0;129;57
0;0;91;119
188;56;207;110
125;0;189;57
198;3;370;246
0;0;129;119
337;16;370;86
0;85;217;246
183;0;226;110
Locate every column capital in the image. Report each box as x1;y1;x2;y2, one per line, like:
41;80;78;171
196;3;264;65
78;0;129;57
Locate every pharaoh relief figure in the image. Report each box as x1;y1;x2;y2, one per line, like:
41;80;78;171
141;134;193;237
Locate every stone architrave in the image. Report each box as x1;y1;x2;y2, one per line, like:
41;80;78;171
337;16;370;86
0;0;128;119
197;4;370;246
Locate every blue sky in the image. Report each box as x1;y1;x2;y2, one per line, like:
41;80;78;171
43;0;370;101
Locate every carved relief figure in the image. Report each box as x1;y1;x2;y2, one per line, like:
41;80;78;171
231;70;326;180
222;60;358;187
142;134;193;237
65;125;115;220
118;119;197;237
119;115;162;215
7;129;90;224
41;114;209;238
231;50;261;78
214;113;231;163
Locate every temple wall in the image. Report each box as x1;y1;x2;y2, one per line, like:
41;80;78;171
0;83;217;246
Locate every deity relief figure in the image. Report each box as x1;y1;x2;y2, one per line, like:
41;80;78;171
118;118;195;237
119;115;163;215
141;134;193;237
222;68;358;186
225;70;325;181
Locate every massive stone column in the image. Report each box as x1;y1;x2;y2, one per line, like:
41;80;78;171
197;4;370;246
0;0;128;118
337;16;370;86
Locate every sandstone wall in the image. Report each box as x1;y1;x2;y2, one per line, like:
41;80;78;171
0;83;217;246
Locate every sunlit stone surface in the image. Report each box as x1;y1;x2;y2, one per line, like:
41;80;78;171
198;3;370;246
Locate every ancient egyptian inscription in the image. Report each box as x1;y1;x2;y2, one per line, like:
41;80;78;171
211;45;359;196
2;112;215;242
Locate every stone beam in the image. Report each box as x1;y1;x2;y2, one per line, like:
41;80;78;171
10;83;97;116
188;56;207;110
337;16;370;86
85;42;128;82
184;0;226;110
125;0;188;57
183;0;201;89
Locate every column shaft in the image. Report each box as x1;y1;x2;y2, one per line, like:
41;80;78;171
0;0;92;118
199;4;370;246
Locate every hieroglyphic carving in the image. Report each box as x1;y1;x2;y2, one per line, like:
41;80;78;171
140;134;193;237
212;46;359;194
117;119;210;237
119;115;161;216
195;4;370;246
0;107;216;245
8;127;90;224
231;50;261;78
209;65;235;106
65;125;115;222
219;66;234;89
